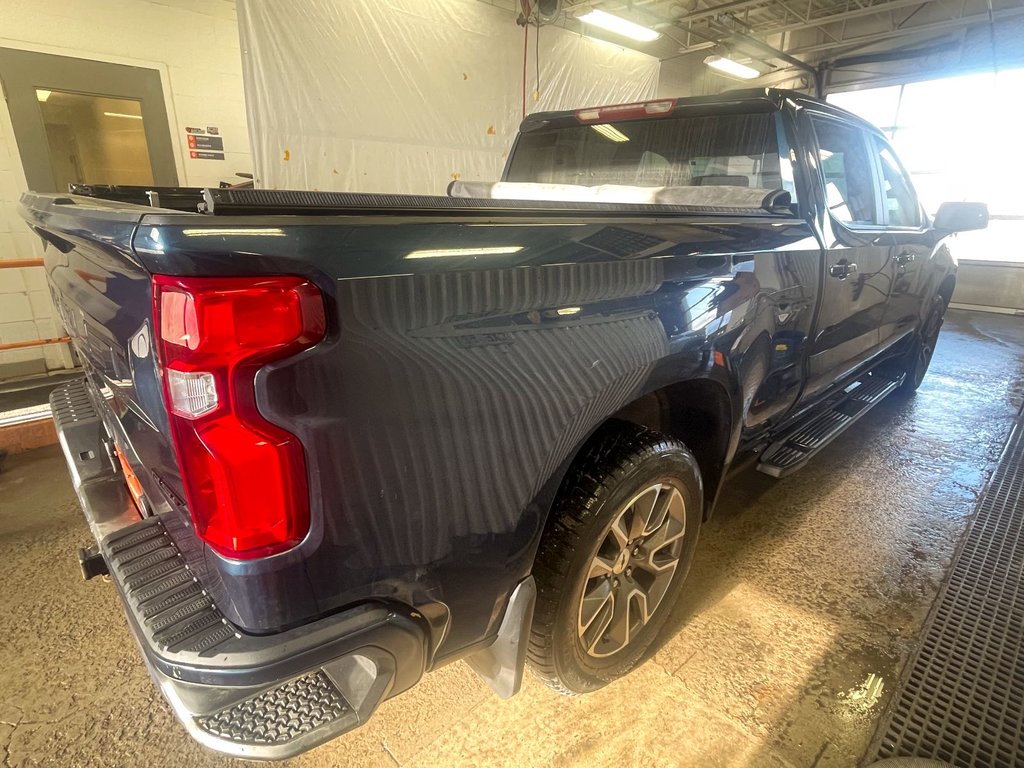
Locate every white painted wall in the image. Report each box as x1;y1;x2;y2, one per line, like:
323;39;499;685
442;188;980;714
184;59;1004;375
0;0;251;378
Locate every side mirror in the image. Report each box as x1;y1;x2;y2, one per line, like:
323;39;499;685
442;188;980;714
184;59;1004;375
933;201;988;233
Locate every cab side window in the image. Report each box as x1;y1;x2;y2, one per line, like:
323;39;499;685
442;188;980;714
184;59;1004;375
873;138;921;228
809;117;877;227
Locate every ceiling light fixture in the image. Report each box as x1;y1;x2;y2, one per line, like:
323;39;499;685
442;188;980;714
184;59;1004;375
36;89;52;102
578;9;660;42
591;124;630;142
704;55;760;80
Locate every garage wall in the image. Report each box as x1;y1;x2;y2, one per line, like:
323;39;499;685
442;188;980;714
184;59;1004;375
0;0;251;379
239;0;661;194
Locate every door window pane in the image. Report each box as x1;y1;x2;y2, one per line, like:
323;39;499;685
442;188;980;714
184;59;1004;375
873;139;921;227
36;89;154;191
810;117;877;226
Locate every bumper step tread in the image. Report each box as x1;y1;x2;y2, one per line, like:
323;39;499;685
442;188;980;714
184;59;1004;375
100;517;236;656
133;569;197;605
50;383;101;423
139;582;204;619
196;670;351;746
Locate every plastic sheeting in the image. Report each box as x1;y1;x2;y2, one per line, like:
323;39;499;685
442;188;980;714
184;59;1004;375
237;0;660;194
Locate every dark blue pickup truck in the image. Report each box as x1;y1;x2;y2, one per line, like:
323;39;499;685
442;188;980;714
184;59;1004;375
20;89;986;759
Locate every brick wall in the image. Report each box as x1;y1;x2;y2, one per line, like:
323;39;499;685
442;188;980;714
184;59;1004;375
0;0;251;380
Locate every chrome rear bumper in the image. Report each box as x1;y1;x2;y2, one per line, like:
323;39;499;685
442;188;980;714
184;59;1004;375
51;379;428;759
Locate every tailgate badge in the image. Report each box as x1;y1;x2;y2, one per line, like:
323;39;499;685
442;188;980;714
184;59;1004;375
130;324;151;359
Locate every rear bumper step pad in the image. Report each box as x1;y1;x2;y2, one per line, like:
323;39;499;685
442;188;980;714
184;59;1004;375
100;517;423;759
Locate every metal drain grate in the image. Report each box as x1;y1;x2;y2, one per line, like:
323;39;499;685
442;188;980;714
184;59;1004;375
871;410;1024;768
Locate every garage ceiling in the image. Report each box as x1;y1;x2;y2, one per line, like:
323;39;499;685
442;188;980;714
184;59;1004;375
488;0;1024;92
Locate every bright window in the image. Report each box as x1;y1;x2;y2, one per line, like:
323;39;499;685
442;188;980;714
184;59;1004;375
829;68;1024;261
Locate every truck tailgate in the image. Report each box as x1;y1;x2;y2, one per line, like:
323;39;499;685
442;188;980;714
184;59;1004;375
23;193;186;514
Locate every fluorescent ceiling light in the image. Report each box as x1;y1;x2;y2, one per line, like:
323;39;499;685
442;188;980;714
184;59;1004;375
36;89;52;102
592;124;629;142
556;307;582;316
704;55;760;80
578;9;660;42
103;111;143;120
405;246;523;259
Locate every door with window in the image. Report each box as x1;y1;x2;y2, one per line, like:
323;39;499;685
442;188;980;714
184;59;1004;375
869;135;930;350
0;48;177;193
801;113;893;401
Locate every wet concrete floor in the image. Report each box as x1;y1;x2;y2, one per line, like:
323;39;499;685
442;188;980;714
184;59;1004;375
2;309;1023;768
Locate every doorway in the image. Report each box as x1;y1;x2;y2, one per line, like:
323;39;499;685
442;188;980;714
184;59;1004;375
0;48;178;192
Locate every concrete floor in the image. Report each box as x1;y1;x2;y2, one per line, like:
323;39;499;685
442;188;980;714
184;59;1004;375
2;308;1023;768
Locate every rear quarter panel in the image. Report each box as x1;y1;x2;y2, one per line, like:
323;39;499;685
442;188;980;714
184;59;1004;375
133;213;821;657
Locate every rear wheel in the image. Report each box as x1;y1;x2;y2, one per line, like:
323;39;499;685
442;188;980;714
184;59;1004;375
528;423;702;694
898;295;946;393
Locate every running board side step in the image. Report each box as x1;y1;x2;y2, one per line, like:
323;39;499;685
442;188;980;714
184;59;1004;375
757;372;903;478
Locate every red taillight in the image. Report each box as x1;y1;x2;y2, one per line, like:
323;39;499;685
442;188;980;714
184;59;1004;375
153;275;326;560
575;99;677;123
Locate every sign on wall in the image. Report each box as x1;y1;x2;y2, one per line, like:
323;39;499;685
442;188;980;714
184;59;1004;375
185;126;225;160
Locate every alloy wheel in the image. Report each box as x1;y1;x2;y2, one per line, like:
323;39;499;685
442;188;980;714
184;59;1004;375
576;482;687;658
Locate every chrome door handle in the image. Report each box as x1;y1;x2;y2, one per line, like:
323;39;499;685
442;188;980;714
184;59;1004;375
829;261;858;280
895;252;916;265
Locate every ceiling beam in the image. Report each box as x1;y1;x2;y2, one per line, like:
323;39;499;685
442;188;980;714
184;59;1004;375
671;0;776;27
759;0;947;35
784;3;1024;56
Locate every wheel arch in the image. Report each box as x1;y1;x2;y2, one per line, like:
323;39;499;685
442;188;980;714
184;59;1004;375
517;371;739;590
608;378;735;518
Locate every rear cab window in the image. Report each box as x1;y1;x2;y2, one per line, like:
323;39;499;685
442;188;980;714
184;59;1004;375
504;108;797;203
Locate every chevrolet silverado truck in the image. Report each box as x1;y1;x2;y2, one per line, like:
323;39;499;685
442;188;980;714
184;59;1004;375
21;89;987;759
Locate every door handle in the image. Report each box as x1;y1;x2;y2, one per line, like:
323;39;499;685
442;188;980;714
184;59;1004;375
895;252;916;266
829;261;858;280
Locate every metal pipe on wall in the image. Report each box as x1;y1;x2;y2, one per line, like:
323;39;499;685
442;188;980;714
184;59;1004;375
0;260;67;353
0;338;71;353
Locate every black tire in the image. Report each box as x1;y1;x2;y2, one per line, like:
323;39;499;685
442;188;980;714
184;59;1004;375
528;423;702;695
898;295;946;393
